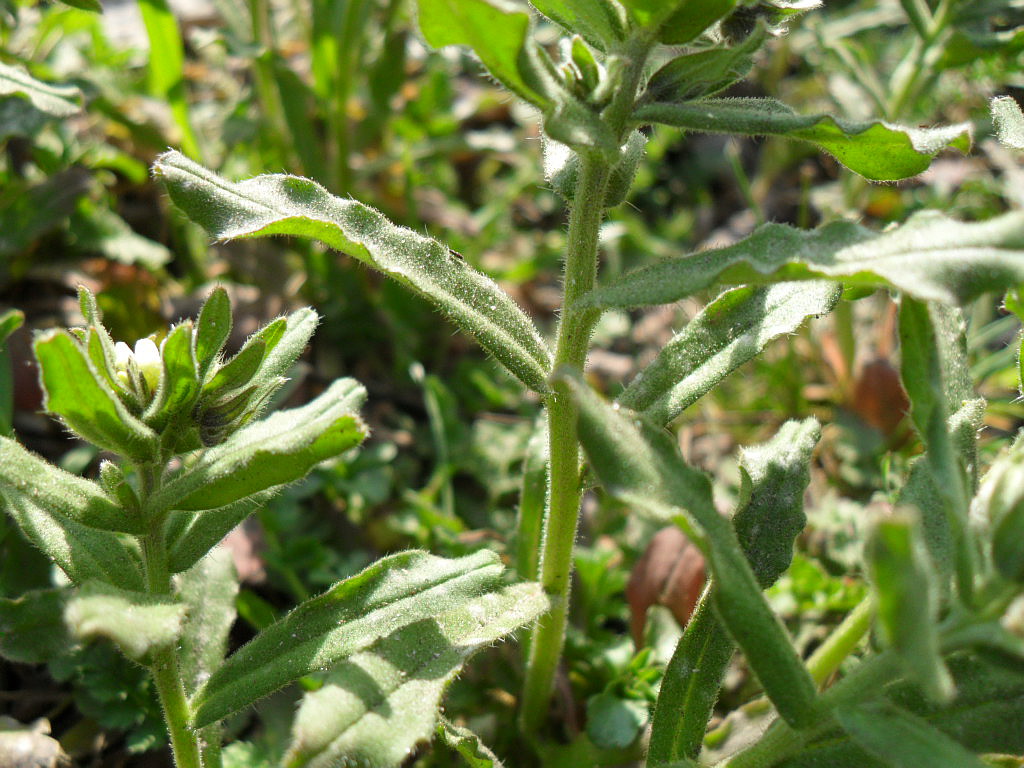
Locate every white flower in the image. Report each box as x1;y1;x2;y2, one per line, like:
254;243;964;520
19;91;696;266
113;337;163;391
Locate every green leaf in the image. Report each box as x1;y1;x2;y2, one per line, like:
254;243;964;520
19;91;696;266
0;588;72;664
153;152;553;394
733;418;819;588
164;491;275;574
835;702;988;768
561;373;820;729
0;309;22;345
643;27;764;102
415;0;549;107
0;310;21;437
438;718;506;768
190;549;546;728
586;692;648;749
865;513;953;703
0;61;82;117
194;286;232;379
65;581;187;663
57;0;104;12
33;330;159;461
992;96;1024;151
648;418;818;764
0;491;144;589
655;0;739;45
282;581;547;768
617;282;840;425
144;321;200;432
515;419;548;581
529;0;625;50
203;337;267;398
174;548;239;695
635;97;971;180
0;436;142;533
149;378;367;513
576;212;1024;313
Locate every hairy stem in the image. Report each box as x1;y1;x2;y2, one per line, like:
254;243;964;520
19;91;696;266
141;467;204;768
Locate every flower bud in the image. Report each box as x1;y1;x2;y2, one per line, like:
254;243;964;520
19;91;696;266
133;338;162;391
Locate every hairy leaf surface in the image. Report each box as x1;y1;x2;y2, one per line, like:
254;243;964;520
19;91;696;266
0;61;81;116
577;212;1024;312
635;98;970;180
154;152;552;393
191;550;545;728
618;282;839;425
282;582;545;767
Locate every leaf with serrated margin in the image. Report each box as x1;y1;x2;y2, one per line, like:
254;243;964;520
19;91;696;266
635;97;971;180
618;283;840;425
34;330;159;461
834;702;988;768
993;96;1024;150
164;490;276;574
154;152;552;393
438;718;506;768
174;548;238;695
65;581;187;663
576;212;1024;314
561;372;820;730
282;582;546;768
148;378;367;513
190;549;532;727
0;61;82;117
0;491;145;589
0;436;141;533
648;418;818;764
529;0;625;50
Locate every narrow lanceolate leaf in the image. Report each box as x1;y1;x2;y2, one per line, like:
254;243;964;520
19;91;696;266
0;436;141;533
282;582;546;768
191;550;542;727
866;513;953;703
33;330;159;461
576;212;1024;313
144;321;200;432
65;581;187;663
618;283;839;425
561;373;820;729
835;703;988;768
174;549;239;695
149;378;367;513
648;419;818;764
438;719;506;768
164;491;276;574
635;98;971;180
0;491;145;589
194;286;232;379
0;61;82;117
154;152;552;393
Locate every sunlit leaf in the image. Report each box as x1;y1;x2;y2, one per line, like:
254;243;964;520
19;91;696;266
438;719;506;768
0;61;81;117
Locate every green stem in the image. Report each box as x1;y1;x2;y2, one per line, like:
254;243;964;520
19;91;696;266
806;596;874;687
141;468;203;768
518;37;651;736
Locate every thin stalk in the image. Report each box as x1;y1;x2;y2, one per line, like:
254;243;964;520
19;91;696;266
141;467;203;768
518;37;652;735
806;596;873;687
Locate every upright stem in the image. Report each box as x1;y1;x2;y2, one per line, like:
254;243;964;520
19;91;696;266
140;468;203;768
519;39;652;733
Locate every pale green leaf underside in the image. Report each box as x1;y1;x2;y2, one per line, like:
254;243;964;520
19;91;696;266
154;152;552;394
283;582;545;768
618;282;839;425
65;581;187;662
191;550;529;727
578;211;1024;312
635;97;971;181
148;378;367;514
0;61;82;117
438;718;506;768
